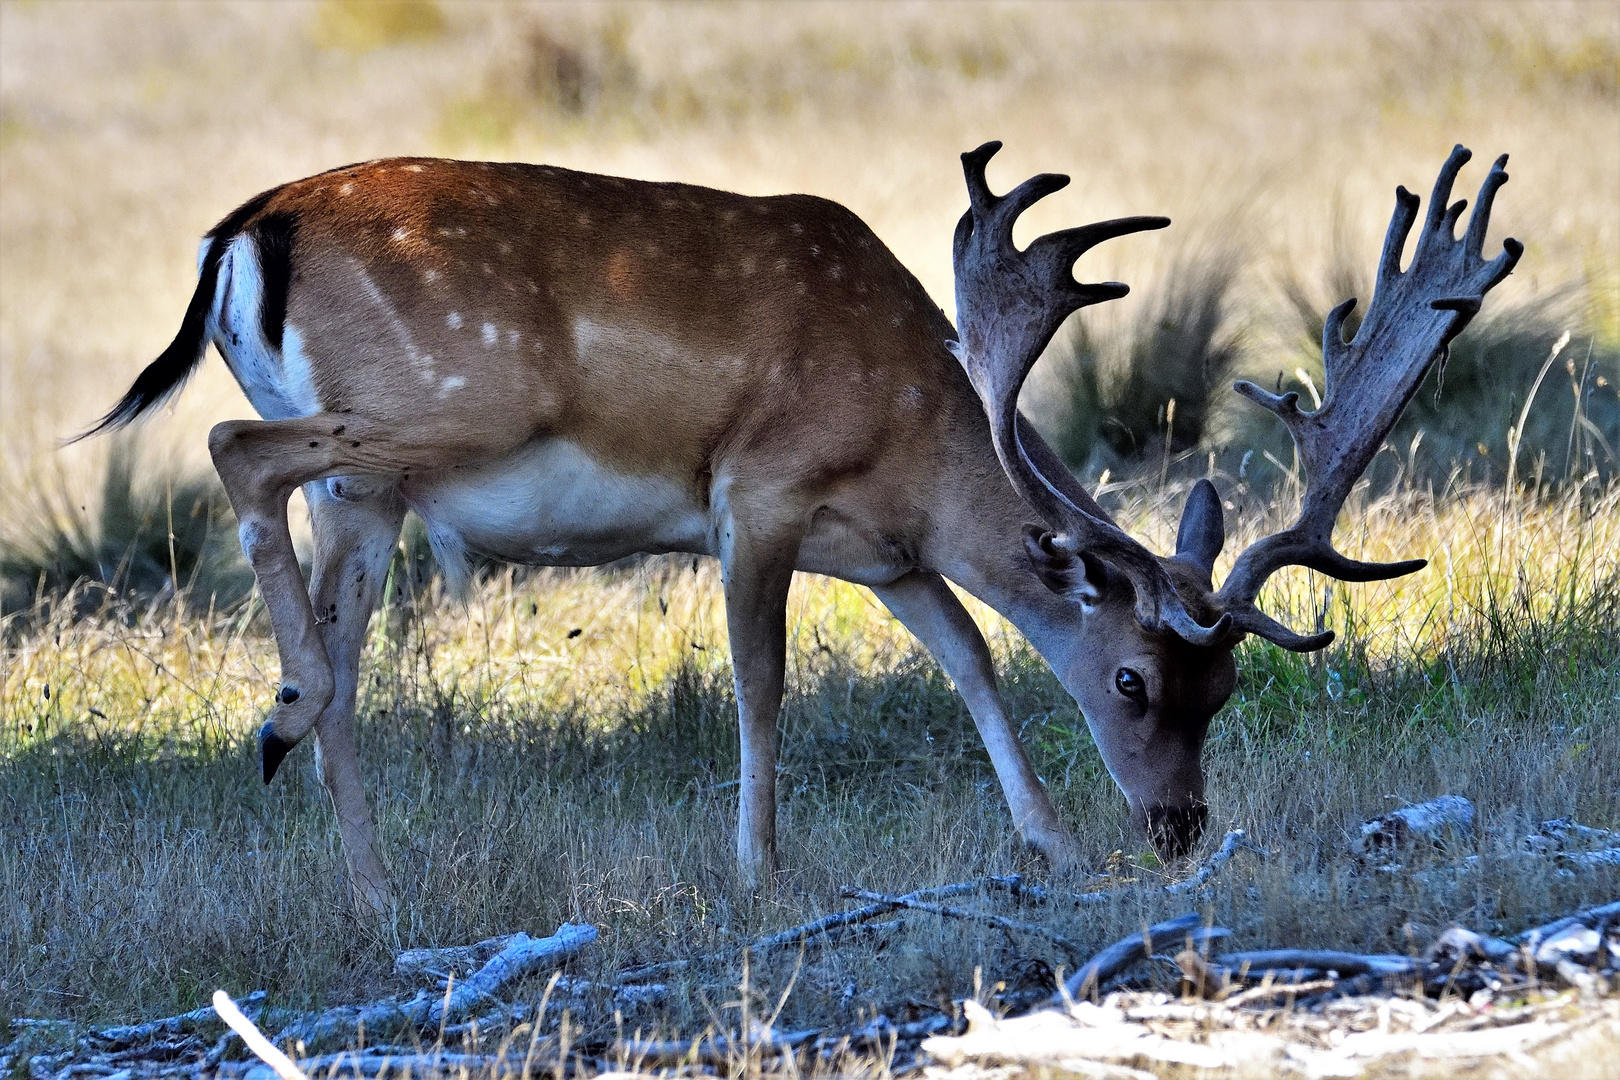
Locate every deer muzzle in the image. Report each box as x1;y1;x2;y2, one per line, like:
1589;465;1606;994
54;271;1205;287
1144;801;1209;861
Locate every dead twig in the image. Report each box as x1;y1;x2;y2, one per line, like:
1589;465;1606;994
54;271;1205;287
84;992;266;1050
985;830;1261;907
619;878;983;981
840;888;1090;962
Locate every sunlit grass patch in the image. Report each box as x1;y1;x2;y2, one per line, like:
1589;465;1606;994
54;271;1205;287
3;477;1615;1029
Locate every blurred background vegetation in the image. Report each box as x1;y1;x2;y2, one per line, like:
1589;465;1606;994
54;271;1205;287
1;0;1615;608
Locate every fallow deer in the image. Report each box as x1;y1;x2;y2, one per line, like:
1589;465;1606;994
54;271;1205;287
84;144;1518;916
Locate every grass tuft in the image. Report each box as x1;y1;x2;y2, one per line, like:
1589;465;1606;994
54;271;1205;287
0;435;250;620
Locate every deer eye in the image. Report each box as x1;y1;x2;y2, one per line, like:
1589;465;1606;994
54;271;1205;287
1115;667;1146;699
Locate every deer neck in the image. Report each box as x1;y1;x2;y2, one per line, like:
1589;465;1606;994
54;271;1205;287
924;412;1085;675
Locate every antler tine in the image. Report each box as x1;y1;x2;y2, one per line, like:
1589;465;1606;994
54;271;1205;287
949;143;1230;645
1226;605;1334;653
1218;147;1522;644
1464;155;1510;258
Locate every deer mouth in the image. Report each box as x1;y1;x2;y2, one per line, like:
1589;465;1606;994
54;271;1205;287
1145;801;1209;861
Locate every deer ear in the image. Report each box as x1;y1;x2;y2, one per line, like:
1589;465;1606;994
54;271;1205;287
1023;526;1107;604
1174;478;1225;575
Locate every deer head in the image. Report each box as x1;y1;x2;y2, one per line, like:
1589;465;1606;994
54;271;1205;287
950;143;1520;856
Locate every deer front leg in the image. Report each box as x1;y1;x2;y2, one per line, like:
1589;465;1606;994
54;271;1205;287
304;478;406;920
873;571;1082;872
717;511;800;891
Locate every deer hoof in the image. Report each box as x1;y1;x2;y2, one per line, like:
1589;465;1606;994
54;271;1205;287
259;721;293;784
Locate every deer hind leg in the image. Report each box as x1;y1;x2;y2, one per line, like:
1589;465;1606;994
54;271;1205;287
209;412;500;762
871;571;1082;872
302;477;406;919
716;508;802;891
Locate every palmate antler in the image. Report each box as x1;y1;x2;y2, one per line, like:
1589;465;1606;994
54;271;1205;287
949;142;1520;653
1217;146;1523;649
947;141;1231;646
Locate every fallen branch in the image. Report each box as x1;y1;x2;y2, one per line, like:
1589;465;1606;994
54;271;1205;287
1055;913;1230;1001
922;990;1598;1078
1354;795;1475;856
1514;899;1620;945
427;923;598;1024
840;889;1089;962
619;879;982;981
85;992;266;1049
1216;949;1417;979
394;935;520;982
213;991;305;1080
1527;817;1620;853
1164;829;1261;894
275;922;596;1048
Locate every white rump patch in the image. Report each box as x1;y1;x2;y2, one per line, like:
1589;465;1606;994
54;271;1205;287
209;235;320;420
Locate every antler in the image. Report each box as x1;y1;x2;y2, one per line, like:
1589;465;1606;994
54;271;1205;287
948;141;1230;646
1217;146;1522;650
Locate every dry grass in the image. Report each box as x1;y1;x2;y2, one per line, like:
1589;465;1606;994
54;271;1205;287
2;1;1619;1073
2;477;1617;1042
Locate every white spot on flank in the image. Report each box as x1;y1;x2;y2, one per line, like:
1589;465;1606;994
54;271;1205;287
447;311;463;329
506;329;521;347
482;322;497;347
391;227;410;243
902;385;924;408
790;222;804;235
498;242;512;255
439;375;467;397
404;164;424;172
339;182;354;196
424;268;440;283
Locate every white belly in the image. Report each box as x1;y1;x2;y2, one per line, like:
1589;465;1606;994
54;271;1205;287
404;440;713;572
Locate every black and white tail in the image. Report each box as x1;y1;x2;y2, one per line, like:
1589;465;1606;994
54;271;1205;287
74;186;286;442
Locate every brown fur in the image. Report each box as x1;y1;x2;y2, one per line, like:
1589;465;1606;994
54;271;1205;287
117;156;1240;915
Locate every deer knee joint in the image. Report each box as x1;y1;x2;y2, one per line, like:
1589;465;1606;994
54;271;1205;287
238;518;276;562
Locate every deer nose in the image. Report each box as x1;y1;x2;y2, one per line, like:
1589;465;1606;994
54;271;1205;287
1146;802;1208;860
